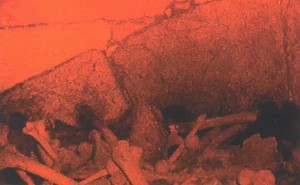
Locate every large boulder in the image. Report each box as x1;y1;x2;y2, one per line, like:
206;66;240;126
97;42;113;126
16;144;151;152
0;0;299;127
111;0;300;117
0;50;128;126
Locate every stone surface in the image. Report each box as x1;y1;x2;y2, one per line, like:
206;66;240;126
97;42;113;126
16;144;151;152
235;134;279;170
0;0;299;128
238;168;256;185
129;104;167;163
253;170;275;185
285;0;300;103
0;50;128;126
238;169;276;185
111;0;300;117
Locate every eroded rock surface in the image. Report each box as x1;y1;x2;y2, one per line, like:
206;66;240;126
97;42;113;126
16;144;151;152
0;0;299;128
0;50;128;126
111;0;300;117
129;104;167;163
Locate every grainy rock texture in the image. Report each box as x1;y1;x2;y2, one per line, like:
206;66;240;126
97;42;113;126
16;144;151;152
0;0;299;127
129;104;167;163
285;0;300;103
234;134;280;171
0;50;128;126
111;0;300;117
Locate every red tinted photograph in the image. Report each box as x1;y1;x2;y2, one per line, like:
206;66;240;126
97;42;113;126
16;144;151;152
0;0;299;184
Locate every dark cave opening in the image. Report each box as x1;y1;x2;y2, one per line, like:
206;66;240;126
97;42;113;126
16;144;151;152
228;101;300;160
161;105;194;124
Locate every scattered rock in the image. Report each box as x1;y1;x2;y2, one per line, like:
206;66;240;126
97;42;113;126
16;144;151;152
155;160;170;174
237;168;256;185
238;168;275;185
253;170;275;185
234;134;280;171
185;135;200;151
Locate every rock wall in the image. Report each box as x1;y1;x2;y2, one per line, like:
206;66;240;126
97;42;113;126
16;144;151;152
0;50;128;126
111;0;300;117
0;0;299;126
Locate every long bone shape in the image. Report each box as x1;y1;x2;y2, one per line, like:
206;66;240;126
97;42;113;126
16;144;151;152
112;140;149;185
0;145;79;185
22;120;58;160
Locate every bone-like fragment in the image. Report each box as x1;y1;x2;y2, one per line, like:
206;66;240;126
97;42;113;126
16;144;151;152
16;170;35;185
167;133;185;164
171;111;258;134
107;159;130;185
165;115;206;167
81;104;118;147
0;145;79;185
79;159;131;185
184;114;206;151
88;129;111;166
100;126;118;147
79;169;108;185
68;131;110;181
22;120;58;160
143;169;191;184
37;144;54;167
112;140;148;185
198;127;222;149
187;114;207;138
209;124;247;149
187;166;241;183
181;168;204;185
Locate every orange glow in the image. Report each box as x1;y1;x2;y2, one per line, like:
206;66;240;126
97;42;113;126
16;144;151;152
0;0;171;92
1;0;299;184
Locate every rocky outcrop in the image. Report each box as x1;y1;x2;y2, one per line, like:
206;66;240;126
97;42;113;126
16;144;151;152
111;0;300;117
0;0;299;126
0;50;128;126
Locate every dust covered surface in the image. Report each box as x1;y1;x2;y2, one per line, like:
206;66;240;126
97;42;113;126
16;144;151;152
0;0;300;184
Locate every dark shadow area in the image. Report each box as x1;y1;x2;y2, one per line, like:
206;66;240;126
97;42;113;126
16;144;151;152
52;120;90;146
0;169;26;185
52;104;103;146
109;108;133;140
167;144;179;158
76;104;101;130
229;101;300;160
8;112;28;131
161;105;194;124
0;112;5;124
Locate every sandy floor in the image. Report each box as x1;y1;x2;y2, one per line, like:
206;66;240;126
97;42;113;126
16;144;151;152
0;0;171;91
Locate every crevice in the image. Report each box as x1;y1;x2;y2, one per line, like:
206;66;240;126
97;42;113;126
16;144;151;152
0;23;48;30
0;16;156;30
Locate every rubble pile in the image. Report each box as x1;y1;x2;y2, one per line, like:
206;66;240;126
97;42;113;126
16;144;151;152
0;103;299;185
0;0;299;184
